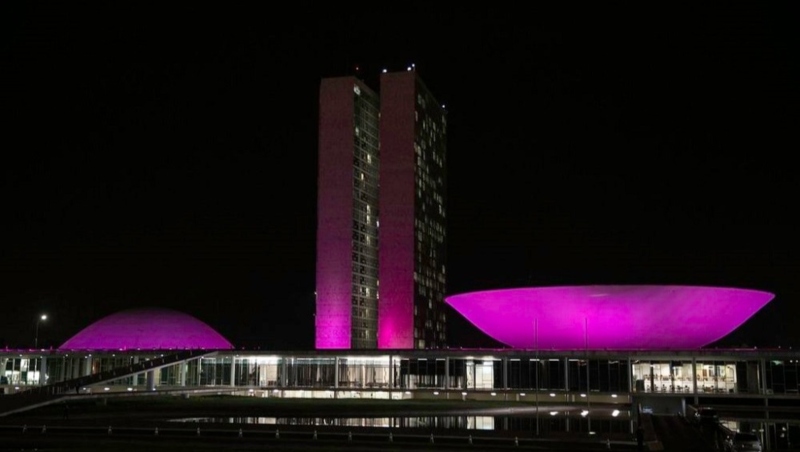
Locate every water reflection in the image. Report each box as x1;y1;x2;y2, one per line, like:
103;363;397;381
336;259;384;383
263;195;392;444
170;410;633;436
172;416;496;429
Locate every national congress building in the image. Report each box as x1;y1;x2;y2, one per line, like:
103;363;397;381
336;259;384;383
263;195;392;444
3;70;799;450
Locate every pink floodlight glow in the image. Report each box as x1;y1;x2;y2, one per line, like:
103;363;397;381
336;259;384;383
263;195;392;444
445;285;774;350
59;308;234;350
377;71;417;349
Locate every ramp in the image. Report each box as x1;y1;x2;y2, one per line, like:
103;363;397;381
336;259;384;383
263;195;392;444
0;349;212;416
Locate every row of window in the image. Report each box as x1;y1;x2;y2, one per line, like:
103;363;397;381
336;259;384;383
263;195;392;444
351;262;378;278
351;274;377;288
352;220;378;239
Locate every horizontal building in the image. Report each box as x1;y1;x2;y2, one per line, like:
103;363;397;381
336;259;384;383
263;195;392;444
4;299;798;430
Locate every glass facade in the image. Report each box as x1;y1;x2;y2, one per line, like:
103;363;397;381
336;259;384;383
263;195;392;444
5;350;800;404
412;79;447;349
765;358;800;395
630;359;760;394
350;83;381;349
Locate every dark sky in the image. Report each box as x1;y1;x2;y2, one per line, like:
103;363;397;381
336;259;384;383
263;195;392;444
2;4;797;350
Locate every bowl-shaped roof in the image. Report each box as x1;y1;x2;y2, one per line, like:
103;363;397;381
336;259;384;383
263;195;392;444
59;308;234;350
445;285;774;349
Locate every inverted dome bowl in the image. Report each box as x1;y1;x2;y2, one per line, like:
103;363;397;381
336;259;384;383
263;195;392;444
445;285;774;349
60;308;234;350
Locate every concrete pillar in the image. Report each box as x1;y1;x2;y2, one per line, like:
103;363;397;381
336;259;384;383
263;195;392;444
564;357;570;392
146;370;156;391
59;357;66;383
627;357;633;393
230;357;236;387
445;357;450;390
502;358;508;389
38;357;47;385
83;356;92;377
281;358;288;387
180;363;187;387
389;355;394;389
132;357;140;386
692;358;698;405
196;358;202;385
334;357;339;388
761;358;769;420
586;357;591;410
72;357;80;379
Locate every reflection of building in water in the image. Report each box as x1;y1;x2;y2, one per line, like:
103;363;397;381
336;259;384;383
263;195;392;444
168;414;639;434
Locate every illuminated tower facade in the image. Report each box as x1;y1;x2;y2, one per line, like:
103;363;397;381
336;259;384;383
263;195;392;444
377;71;447;349
315;77;381;349
315;70;447;350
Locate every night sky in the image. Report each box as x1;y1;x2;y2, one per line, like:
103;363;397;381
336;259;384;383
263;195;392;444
2;4;797;350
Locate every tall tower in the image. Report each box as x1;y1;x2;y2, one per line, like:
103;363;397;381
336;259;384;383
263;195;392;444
315;70;447;350
315;76;380;349
377;71;447;349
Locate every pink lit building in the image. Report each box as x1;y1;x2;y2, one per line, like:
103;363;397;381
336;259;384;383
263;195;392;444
315;71;447;349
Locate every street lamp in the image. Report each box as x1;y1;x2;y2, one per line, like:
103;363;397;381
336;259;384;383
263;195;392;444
35;314;47;349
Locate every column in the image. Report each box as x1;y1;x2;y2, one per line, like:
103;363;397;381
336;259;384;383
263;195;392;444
59;357;66;383
72;357;80;379
761;358;769;418
132;357;140;387
445;357;450;390
502;358;508;389
230;357;237;388
180;362;187;387
650;364;655;394
196;358;202;385
38;357;47;385
83;356;92;376
334;357;339;388
389;355;394;389
146;370;156;391
692;358;698;405
627;357;633;394
586;357;591;410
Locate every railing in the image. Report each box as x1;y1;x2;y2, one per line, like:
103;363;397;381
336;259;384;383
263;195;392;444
0;423;637;449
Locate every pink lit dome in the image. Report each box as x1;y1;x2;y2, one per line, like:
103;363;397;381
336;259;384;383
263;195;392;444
445;285;774;350
59;308;234;350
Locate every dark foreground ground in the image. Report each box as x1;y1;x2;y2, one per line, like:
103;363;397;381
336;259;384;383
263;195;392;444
0;395;641;451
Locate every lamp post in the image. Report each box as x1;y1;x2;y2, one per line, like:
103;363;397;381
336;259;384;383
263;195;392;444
35;314;47;349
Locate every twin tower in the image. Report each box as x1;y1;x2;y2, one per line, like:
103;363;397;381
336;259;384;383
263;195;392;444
315;70;447;350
